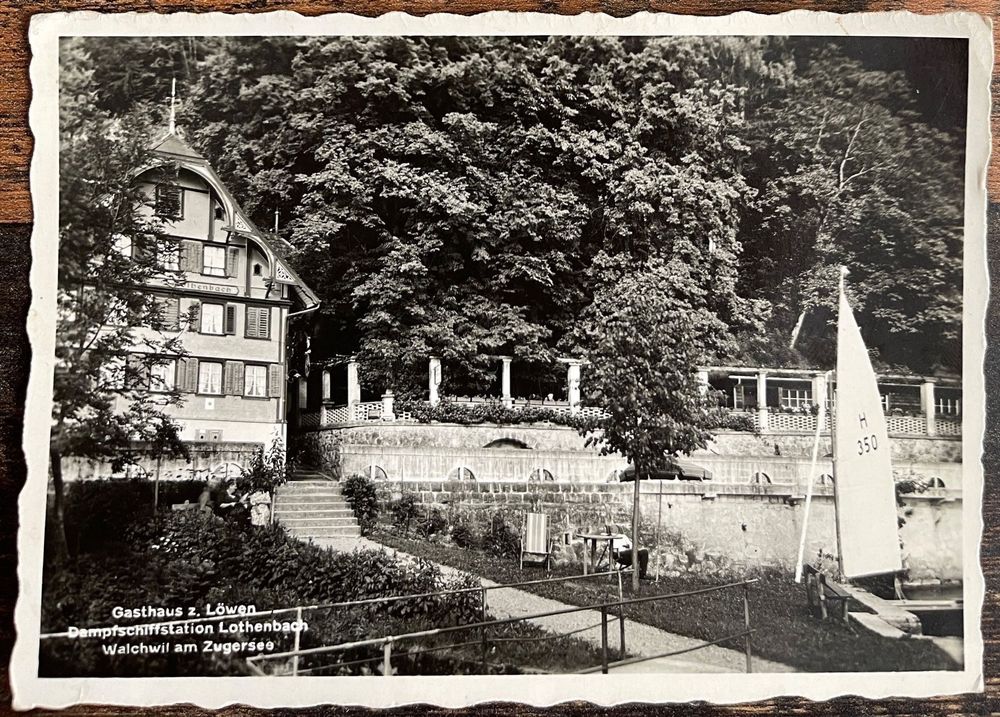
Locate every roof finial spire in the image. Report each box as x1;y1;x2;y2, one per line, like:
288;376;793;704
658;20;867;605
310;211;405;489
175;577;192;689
168;77;177;135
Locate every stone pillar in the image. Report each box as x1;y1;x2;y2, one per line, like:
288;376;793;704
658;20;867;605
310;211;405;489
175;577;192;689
812;372;827;430
347;358;360;420
381;390;396;421
567;360;582;414
696;369;710;395
500;356;513;408
297;376;308;407
428;356;441;406
756;369;769;431
322;370;332;402
921;379;937;436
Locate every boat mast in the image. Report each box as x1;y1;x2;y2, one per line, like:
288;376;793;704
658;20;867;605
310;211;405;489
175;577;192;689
830;266;849;577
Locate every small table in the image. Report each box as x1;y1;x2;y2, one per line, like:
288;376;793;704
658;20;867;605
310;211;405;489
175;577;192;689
576;533;625;575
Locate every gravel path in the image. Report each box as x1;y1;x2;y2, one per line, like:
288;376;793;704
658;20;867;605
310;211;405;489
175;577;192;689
311;535;796;674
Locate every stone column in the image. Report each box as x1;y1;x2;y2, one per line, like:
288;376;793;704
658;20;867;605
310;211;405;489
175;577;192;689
381;390;395;421
567;360;582;414
297;375;307;405
812;372;827;430
428;356;441;406
696;369;710;395
322;370;332;402
756;369;769;431
500;356;513;408
347;358;361;420
921;379;937;436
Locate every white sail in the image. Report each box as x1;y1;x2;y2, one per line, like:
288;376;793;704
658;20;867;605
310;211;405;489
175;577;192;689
834;278;903;578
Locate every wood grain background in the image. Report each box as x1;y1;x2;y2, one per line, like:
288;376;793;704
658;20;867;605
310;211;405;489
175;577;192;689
0;3;996;715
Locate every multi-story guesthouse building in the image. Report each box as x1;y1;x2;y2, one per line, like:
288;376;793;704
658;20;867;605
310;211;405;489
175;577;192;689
123;129;319;448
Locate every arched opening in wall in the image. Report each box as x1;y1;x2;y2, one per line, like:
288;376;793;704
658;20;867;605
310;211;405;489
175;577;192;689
928;476;946;488
750;471;771;484
447;465;476;481
483;438;531;450
528;468;555;482
817;473;834;486
365;464;388;481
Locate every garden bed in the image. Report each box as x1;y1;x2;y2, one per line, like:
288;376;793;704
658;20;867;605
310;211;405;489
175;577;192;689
376;531;961;673
39;480;605;676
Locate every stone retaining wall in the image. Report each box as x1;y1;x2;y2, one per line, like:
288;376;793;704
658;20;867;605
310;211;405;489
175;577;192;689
62;441;264;481
375;480;962;581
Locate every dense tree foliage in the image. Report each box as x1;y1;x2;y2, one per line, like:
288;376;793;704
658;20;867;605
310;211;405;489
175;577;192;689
63;35;967;398
53;39;190;558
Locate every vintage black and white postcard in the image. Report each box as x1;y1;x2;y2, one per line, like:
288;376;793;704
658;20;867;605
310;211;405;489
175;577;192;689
12;9;991;709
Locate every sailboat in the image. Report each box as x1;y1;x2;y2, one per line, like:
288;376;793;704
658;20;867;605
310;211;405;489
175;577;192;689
795;268;902;583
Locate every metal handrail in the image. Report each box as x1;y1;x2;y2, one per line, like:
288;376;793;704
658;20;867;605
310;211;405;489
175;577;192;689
247;578;759;674
39;567;632;640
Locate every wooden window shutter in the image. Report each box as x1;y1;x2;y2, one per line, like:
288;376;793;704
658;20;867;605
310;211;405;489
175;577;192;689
126;354;145;389
181;241;201;272
223;361;244;395
259;306;270;339
179;357;199;392
268;364;282;398
226;247;239;278
188;300;201;332
224;304;237;335
160;296;180;331
245;306;258;338
134;234;155;263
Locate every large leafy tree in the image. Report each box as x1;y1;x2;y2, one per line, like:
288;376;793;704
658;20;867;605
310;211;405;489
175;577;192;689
52;40;189;559
575;259;737;590
738;45;965;372
63;35;966;388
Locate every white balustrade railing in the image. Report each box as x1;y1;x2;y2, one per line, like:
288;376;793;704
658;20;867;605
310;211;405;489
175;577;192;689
310;401;958;438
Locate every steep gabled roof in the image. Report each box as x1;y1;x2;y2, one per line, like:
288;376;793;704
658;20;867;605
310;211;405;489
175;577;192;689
150;132;206;161
147;131;320;311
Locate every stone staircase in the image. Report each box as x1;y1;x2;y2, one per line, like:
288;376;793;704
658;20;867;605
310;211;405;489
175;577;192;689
273;469;360;539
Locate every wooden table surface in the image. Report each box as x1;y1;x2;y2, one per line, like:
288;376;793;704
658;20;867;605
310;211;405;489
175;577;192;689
0;2;997;715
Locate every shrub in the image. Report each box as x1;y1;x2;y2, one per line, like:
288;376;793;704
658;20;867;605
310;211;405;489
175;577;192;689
395;398;584;428
235;439;288;497
342;473;379;536
56;478;206;556
41;507;483;677
483;512;521;559
390;493;418;535
416;506;448;539
450;514;480;550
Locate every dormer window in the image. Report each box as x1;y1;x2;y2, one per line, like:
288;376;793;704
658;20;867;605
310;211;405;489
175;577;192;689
155;184;184;220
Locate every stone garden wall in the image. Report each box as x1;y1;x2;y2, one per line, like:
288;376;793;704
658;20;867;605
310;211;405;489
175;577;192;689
295;423;962;488
375;480;963;582
61;441;263;482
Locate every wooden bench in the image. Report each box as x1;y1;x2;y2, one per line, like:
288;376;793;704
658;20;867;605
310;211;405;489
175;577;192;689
804;565;850;621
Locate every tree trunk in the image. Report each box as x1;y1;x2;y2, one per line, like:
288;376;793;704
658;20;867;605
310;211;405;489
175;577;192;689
631;461;641;593
48;443;70;563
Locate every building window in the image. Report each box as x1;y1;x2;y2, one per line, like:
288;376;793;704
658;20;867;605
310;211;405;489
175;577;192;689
244;364;268;397
158;242;180;271
200;303;224;334
155;184;184;219
203;245;226;277
149;359;176;393
198;361;223;395
245;306;271;339
779;387;811;410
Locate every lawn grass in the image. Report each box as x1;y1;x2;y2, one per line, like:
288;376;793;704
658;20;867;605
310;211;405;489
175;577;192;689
376;531;961;673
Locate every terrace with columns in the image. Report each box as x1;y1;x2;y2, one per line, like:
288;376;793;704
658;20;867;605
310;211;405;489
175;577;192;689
297;358;961;440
